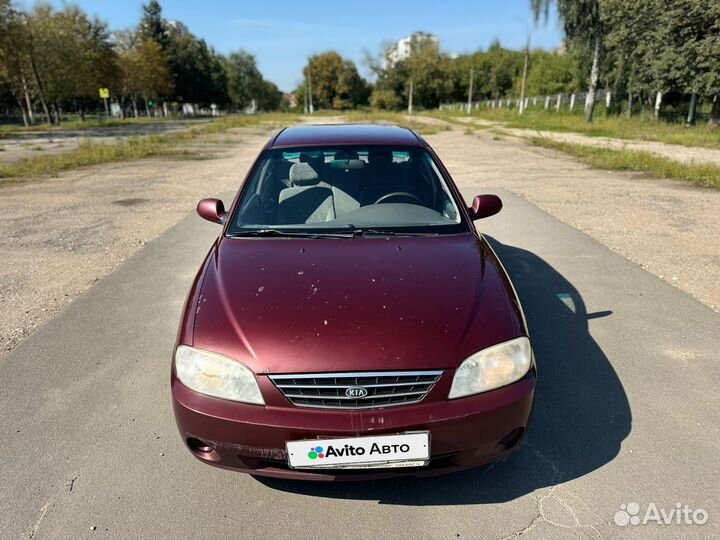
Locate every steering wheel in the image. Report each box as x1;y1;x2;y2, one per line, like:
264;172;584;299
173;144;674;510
374;192;422;205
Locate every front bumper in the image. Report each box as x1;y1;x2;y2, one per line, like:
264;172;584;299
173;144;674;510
171;372;536;481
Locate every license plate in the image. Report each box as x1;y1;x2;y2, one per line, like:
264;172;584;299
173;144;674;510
286;432;430;469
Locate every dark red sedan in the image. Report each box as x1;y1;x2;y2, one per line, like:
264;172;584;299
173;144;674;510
172;124;535;480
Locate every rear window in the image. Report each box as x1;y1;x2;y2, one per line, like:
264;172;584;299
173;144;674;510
227;146;467;235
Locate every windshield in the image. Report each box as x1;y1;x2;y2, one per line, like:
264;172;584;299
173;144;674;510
226;145;467;236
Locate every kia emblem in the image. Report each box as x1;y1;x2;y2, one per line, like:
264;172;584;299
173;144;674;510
345;386;368;398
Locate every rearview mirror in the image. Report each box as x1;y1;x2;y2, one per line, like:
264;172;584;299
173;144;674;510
469;194;502;221
196;198;226;224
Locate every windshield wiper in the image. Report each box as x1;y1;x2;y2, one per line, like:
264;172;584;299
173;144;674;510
226;229;354;239
227;228;439;239
349;228;439;237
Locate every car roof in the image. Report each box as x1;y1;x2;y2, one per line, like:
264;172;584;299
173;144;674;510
268;124;424;149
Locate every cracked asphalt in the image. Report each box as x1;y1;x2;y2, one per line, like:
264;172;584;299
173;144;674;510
1;131;719;539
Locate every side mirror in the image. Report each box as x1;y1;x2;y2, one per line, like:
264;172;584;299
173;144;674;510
469;194;502;221
196;198;226;224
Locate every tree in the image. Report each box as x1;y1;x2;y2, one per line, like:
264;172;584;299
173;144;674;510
370;88;402;110
138;0;168;49
166;31;227;107
403;36;452;109
24;4;118;124
532;0;604;122
602;0;720;123
255;79;282;111
304;52;369;110
134;39;173;115
0;0;37;125
225;51;262;110
523;50;582;96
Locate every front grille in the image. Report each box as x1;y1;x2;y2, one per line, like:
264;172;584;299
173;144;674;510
268;370;443;409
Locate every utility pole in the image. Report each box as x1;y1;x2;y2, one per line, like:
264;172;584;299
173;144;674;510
466;65;474;114
408;78;413;114
308;71;314;114
518;34;530;115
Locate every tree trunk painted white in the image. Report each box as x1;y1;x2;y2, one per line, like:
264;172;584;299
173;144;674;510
545;95;550;110
686;92;698;125
556;93;562;111
308;72;314;114
519;44;529;115
467;66;474;114
21;74;34;125
408;78;413;114
605;90;612;108
569;93;576;111
710;95;720;126
654;91;663;121
15;96;29;127
584;34;601;122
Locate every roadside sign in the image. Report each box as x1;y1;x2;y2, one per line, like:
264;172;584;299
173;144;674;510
99;88;110;99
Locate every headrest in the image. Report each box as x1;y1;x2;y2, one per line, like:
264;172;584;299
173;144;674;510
369;148;393;166
289;162;319;185
299;153;324;169
334;150;359;160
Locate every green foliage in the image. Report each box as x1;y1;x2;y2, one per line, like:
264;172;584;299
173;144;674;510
0;0;284;124
166;33;226;106
138;0;168;49
524;50;583;95
224;51;282;111
603;0;720;97
370;88;403;111
304;52;369;110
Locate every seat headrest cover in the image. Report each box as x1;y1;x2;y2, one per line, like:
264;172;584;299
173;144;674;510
334;150;359;160
369;148;393;166
289;162;319;185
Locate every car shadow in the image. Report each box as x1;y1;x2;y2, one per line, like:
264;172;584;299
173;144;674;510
255;237;631;505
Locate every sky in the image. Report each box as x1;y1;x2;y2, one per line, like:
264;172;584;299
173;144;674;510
42;0;563;93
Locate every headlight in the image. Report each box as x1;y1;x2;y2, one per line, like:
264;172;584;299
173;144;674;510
449;337;532;399
175;345;265;405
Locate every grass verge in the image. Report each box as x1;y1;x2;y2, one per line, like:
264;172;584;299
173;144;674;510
0;113;299;179
531;137;720;189
435;108;720;150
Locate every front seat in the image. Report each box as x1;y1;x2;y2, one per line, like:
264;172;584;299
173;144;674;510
360;148;414;205
276;162;335;225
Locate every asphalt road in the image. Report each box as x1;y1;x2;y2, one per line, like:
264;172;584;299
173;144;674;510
1;187;718;539
0;119;210;165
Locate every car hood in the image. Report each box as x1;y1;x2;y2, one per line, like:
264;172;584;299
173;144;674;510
191;233;524;374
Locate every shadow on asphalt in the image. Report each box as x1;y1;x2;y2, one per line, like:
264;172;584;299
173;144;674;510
255;237;631;504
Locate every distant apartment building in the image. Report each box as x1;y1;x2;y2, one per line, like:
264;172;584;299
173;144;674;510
385;32;440;68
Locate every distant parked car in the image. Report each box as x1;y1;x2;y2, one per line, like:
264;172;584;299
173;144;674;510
171;124;535;480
